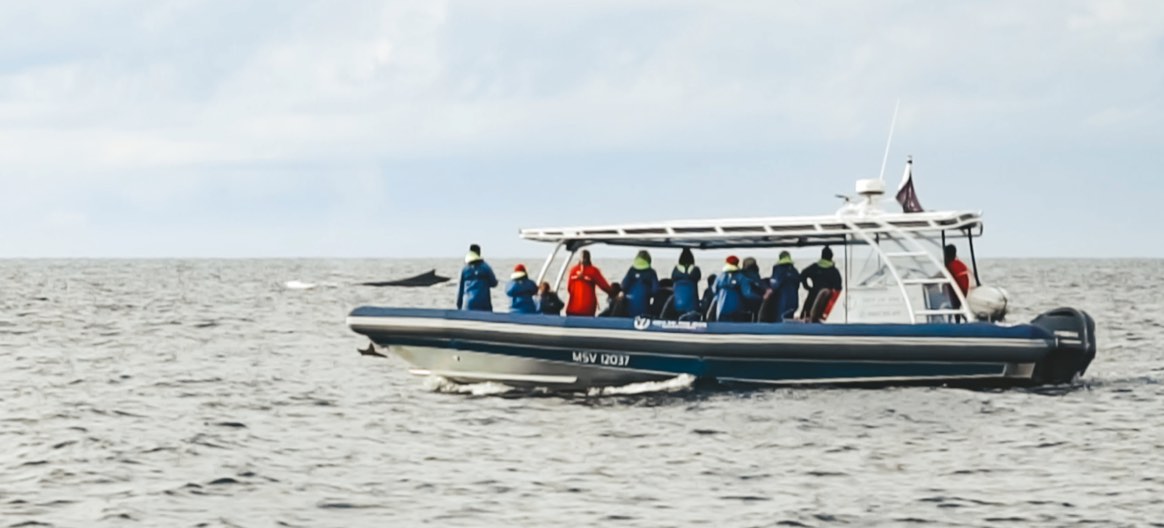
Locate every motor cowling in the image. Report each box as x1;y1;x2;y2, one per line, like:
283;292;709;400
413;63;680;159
1030;308;1098;384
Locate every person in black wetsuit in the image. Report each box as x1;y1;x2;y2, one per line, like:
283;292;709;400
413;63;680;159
799;246;842;320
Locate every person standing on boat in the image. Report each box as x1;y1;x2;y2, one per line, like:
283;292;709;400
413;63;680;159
740;256;767;315
671;248;703;317
620;250;659;318
767;251;801;322
799;246;842;320
566;250;614;316
506;264;539;314
714;256;762;322
944;244;972;320
456;244;499;311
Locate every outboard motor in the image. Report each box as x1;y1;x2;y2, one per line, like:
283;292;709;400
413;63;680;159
1030;308;1097;384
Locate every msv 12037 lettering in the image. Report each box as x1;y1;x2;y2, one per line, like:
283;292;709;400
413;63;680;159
572;351;630;367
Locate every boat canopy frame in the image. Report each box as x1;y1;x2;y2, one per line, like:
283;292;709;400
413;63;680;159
520;210;982;250
524;209;983;324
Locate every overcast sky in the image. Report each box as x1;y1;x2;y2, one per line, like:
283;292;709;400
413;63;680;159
1;0;1161;258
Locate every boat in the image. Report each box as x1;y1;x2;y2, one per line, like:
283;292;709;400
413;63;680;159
347;175;1096;390
360;270;450;287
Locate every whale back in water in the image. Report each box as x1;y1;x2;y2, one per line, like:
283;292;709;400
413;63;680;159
360;270;450;288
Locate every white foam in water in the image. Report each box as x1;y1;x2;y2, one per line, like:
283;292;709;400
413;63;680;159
284;280;317;290
422;375;515;396
587;374;696;396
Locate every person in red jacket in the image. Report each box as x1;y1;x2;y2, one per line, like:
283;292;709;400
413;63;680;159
944;244;972;317
566;250;614;316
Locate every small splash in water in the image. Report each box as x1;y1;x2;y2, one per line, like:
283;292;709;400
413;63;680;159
588;374;696;396
284;280;317;290
423;376;514;396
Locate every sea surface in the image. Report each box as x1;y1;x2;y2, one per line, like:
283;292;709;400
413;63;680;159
1;258;1161;527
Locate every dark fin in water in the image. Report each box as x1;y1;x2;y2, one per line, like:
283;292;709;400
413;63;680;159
360;269;450;287
357;343;386;358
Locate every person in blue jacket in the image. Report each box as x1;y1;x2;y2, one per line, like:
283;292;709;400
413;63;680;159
740;256;767;315
715;255;762;322
768;251;801;322
620;250;659;318
456;244;498;311
506;264;538;314
670;248;703;317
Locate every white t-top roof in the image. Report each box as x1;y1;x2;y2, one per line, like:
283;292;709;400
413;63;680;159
519;210;983;249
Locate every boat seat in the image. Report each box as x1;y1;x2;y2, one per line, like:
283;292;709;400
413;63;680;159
658;295;681;320
649;285;674;319
607;295;629;318
808;289;840;323
756;292;778;323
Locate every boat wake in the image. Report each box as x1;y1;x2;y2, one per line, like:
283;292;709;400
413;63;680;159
587;374;696;397
422;376;515;396
419;374;698;398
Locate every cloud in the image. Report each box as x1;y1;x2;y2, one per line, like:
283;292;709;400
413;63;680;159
0;0;1161;256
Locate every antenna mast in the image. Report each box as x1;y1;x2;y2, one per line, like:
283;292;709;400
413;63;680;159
877;99;901;183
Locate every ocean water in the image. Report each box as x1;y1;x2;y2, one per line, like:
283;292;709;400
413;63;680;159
1;258;1161;527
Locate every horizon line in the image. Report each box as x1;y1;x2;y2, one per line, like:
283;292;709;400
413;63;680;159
0;255;1160;260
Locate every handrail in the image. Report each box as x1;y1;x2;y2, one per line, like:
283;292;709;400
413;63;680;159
552;248;577;293
841;219;917;324
875;219;975;322
535;242;564;286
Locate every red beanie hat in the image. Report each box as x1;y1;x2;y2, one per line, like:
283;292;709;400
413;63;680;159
514;264;527;273
725;255;740;266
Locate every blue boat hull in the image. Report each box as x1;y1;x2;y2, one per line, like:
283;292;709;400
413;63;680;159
347;307;1096;390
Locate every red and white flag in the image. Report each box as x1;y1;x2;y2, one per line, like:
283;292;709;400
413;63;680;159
895;158;924;213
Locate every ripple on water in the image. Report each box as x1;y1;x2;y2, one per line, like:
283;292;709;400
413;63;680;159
0;258;1160;527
